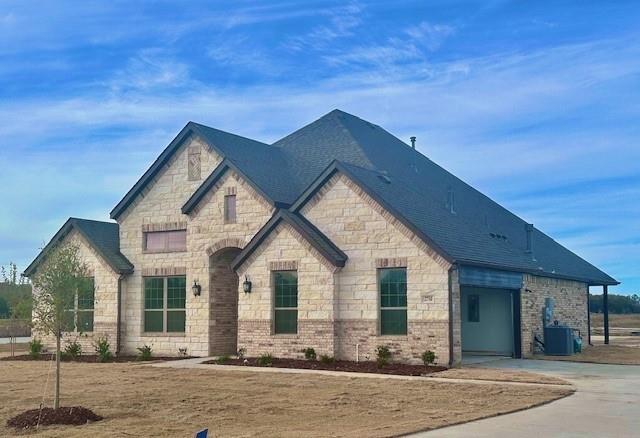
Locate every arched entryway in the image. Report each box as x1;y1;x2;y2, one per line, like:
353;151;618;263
209;247;241;356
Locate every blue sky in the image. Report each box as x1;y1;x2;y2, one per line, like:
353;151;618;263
0;1;638;293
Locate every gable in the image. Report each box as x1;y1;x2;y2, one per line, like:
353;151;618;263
114;134;221;224
23;218;133;277
298;171;450;270
232;210;348;272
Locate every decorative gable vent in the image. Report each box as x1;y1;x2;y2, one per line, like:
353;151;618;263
188;146;201;181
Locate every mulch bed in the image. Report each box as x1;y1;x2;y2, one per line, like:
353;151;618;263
204;357;447;376
7;406;103;429
1;354;193;363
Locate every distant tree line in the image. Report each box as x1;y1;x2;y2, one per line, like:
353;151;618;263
0;262;31;319
590;293;640;314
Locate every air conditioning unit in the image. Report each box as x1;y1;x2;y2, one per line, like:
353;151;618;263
544;325;574;356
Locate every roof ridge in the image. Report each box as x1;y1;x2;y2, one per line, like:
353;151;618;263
189;121;270;147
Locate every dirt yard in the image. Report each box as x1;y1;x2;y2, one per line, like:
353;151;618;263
0;361;572;437
537;344;640;365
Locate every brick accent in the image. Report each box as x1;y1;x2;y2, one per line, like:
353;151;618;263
335;320;450;365
206;237;245;256
141;222;187;232
209;249;241;355
141;266;186;277
269;260;298;271
520;274;588;358
238;320;335;358
375;257;408;268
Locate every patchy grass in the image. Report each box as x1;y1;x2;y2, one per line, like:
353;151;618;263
537;345;640;365
591;313;640;335
436;367;570;385
0;361;572;437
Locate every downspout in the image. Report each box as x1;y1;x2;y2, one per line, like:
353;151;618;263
447;265;456;368
116;275;124;356
587;286;592;346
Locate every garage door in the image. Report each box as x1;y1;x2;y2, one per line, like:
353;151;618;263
461;287;514;356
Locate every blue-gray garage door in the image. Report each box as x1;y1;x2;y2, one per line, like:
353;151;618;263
461;287;514;356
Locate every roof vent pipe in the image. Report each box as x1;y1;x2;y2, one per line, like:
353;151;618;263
410;136;416;149
525;223;534;255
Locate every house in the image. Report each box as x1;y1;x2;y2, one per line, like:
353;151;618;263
24;109;618;365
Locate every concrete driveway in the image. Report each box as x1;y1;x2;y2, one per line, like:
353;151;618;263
413;358;640;437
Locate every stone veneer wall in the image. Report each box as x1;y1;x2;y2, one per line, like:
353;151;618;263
301;174;452;365
236;223;338;358
32;229;120;354
520;274;588;358
117;134;273;356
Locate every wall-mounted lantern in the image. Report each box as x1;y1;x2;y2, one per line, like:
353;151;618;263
243;276;252;294
192;280;202;297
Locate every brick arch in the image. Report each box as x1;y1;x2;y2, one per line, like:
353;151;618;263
206;237;245;257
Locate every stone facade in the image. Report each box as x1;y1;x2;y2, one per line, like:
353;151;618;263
31;132;591;365
236;223;337;358
299;174;452;365
116;134;273;356
34;229;120;354
520;274;588;358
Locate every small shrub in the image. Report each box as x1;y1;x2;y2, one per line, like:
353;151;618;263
28;338;43;358
319;354;335;364
137;344;153;361
178;347;188;357
216;355;231;364
237;347;246;360
375;345;392;368
302;347;317;361
422;350;437;367
64;340;82;359
94;336;112;363
256;353;273;367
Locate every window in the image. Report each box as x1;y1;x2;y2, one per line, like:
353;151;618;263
379;268;407;335
224;194;236;223
63;277;95;332
273;271;297;334
144;276;186;333
144;230;186;252
468;294;480;322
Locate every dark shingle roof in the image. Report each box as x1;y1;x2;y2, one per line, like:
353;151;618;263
276;110;617;285
232;210;348;270
24;218;133;276
109;109;617;285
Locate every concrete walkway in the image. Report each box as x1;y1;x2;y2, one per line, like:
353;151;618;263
412;358;640;438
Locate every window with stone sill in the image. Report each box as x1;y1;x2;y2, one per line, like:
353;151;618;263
63;277;95;332
144;276;186;333
144;230;186;252
378;268;407;335
273;270;298;334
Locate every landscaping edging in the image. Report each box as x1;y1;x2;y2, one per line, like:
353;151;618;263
202;357;446;376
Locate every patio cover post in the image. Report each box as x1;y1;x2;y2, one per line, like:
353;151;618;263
603;285;609;345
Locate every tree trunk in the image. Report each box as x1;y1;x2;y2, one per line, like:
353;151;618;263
55;332;61;409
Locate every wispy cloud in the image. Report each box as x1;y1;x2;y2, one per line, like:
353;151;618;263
1;1;639;292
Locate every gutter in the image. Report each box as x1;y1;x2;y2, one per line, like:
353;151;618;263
447;265;456;368
116;275;124;356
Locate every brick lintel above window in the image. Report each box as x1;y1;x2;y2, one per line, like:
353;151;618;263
142;267;187;277
376;257;408;269
269;260;298;271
